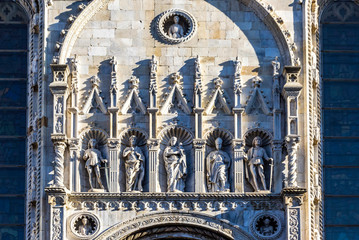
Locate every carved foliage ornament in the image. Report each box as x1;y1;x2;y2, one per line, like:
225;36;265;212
156;9;197;44
251;213;283;240
70;213;100;239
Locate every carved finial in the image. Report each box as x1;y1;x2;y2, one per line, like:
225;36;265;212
91;76;101;88
252;76;262;88
234;56;242;78
214;77;223;89
195;55;201;79
129;76;139;89
171;72;183;84
272;56;280;76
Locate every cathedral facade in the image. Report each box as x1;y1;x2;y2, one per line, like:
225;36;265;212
1;0;358;239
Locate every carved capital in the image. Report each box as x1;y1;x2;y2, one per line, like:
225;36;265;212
232;139;244;151
108;139;120;149
281;188;306;207
48;194;68;207
193;139;206;149
67;138;79;149
147;139;160;150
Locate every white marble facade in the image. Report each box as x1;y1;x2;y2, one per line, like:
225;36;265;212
21;0;324;239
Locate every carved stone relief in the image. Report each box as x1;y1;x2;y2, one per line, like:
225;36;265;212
156;9;197;44
69;213;100;239
251;213;283;240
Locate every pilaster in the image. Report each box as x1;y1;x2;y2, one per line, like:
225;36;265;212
46;188;68;240
108;139;120;192
147;139;160;192
282;188;306;240
232;139;245;193
193;139;206;192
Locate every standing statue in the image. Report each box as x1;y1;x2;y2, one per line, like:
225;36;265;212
83;139;107;191
163;136;187;192
206;138;231;192
168;16;184;38
244;136;273;192
123;135;145;192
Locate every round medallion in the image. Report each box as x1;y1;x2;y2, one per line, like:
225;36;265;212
250;213;282;240
156;9;197;44
70;213;100;239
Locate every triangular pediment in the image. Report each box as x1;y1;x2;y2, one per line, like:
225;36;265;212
204;78;231;115
82;77;107;114
121;88;146;114
160;72;191;115
205;88;231;115
245;77;271;115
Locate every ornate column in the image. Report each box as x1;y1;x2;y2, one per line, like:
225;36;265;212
285;136;300;188
193;56;206;192
232;57;245;192
109;56;119;138
108;139;120;192
50;64;69;188
282;66;302;188
147;55;160;192
47;190;67;240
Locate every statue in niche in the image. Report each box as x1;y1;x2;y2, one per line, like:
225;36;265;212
244;136;273;192
163;136;187;192
83;139;107;191
168;16;184;38
78;217;92;236
259;218;274;236
123;135;145;192
206;138;231;192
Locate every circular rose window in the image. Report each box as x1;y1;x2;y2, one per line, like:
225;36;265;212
156;9;197;44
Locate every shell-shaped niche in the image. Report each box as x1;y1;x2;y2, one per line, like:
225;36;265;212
204;128;233;148
244;128;272;147
119;128;148;147
159;125;194;147
80;128;109;150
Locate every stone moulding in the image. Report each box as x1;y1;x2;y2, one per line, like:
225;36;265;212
92;212;255;240
156;8;197;44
